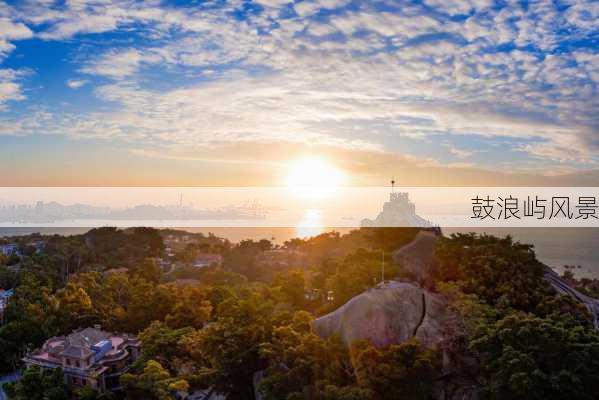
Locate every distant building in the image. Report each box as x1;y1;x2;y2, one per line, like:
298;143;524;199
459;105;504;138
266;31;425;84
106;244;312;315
165;246;175;258
172;278;202;287
258;248;308;267
156;257;172;271
0;243;19;257
23;326;140;392
361;192;432;228
103;267;129;277
28;240;46;253
193;253;223;268
0;288;14;322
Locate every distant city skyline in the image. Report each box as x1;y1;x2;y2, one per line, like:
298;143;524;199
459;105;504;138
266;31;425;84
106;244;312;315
0;0;597;185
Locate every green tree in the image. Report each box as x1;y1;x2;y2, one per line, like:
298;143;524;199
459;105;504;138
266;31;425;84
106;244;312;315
273;270;307;309
164;286;212;329
180;289;279;399
138;321;194;370
3;366;70;400
353;339;441;400
435;234;551;312
259;311;357;400
122;360;187;400
471;313;599;400
322;249;400;309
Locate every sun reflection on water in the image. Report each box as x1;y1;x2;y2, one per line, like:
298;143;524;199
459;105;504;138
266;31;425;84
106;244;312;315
295;209;324;238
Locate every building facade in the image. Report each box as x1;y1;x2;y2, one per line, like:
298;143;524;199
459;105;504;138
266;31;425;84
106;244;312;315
23;326;140;392
193;253;223;268
0;288;14;323
0;243;18;257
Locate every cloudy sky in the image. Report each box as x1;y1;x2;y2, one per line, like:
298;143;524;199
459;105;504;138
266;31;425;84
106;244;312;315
0;0;597;186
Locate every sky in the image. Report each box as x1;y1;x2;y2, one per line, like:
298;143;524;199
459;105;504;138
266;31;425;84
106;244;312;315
0;0;597;186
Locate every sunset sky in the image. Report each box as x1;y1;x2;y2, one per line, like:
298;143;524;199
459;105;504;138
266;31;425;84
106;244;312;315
0;0;597;186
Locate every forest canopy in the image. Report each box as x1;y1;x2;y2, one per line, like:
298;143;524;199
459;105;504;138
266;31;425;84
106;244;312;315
1;228;598;400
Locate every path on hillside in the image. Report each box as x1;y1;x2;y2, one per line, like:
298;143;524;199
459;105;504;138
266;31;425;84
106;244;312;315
545;268;599;329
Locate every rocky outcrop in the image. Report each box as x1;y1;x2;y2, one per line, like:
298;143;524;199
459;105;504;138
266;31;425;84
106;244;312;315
311;280;476;400
311;232;599;399
312;281;451;349
392;230;439;285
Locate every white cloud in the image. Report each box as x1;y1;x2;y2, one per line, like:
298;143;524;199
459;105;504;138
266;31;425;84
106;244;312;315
67;79;89;89
424;0;493;16
254;0;291;7
81;49;162;79
0;17;33;40
294;0;351;17
0;16;33;59
0;0;595;171
0;69;27;109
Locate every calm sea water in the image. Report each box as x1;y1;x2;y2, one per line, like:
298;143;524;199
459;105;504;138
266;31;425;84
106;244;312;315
1;227;598;278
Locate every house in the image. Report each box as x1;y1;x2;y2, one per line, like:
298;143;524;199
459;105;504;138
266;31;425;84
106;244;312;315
28;240;46;253
0;288;14;322
103;267;129;277
0;243;18;257
193;253;223;268
0;288;13;309
172;279;202;287
23;326;140;393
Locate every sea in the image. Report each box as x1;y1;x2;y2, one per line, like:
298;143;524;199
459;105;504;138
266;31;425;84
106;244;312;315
1;226;598;278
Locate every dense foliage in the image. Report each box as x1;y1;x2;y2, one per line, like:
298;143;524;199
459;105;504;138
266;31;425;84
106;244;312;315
435;233;599;400
3;366;70;400
1;228;598;400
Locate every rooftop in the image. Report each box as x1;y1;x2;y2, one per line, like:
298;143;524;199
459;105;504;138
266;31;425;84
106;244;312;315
25;327;138;369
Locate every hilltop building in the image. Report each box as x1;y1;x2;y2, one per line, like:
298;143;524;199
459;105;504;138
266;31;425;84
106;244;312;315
361;192;432;228
23;326;140;392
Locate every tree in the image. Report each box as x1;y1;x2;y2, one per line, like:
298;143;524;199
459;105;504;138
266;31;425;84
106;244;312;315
73;386;115;400
122;360;187;400
322;249;400;309
471;313;599;400
353;339;442;400
434;234;551;313
3;366;70;400
274;270;307;309
180;289;279;399
164;286;212;329
259;311;357;400
131;259;161;284
138;321;194;370
53;283;96;331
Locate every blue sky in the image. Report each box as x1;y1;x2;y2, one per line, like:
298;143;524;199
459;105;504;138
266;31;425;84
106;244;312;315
0;0;597;185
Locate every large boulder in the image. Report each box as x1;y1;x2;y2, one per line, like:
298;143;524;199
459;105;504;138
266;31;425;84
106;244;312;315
312;281;451;349
392;230;439;285
311;281;476;400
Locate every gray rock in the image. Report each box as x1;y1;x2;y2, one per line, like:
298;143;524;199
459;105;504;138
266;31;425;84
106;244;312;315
312;281;450;349
392;230;439;285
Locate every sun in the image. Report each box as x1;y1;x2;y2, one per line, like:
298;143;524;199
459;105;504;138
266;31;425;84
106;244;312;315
286;158;347;199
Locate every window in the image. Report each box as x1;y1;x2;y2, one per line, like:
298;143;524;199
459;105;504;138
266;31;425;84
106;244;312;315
66;359;71;366
75;360;80;368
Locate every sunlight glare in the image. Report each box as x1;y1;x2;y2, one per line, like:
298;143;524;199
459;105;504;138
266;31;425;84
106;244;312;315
286;158;347;199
